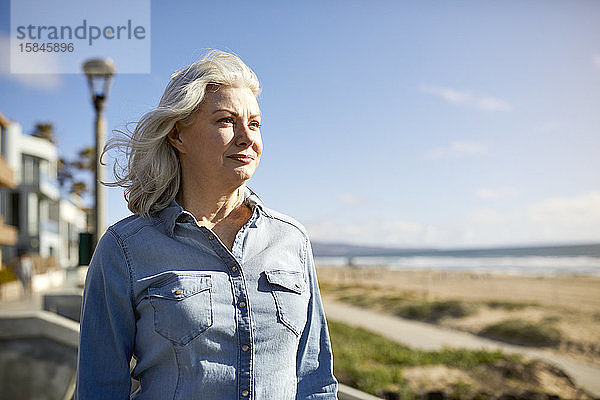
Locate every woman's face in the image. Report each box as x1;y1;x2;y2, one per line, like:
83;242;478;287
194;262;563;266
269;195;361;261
171;85;262;189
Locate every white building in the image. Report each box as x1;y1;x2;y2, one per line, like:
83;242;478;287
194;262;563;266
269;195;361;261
0;113;18;264
0;111;87;268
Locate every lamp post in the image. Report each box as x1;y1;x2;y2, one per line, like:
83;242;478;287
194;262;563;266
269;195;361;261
82;58;116;249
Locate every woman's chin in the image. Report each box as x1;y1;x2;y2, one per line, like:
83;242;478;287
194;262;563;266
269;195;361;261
232;166;257;182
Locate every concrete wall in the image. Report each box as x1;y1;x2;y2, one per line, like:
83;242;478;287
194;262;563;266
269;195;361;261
43;290;83;322
0;337;77;400
0;311;79;400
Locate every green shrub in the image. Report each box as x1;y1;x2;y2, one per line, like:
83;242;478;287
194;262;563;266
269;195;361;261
479;319;562;347
396;300;477;322
337;294;380;308
0;267;17;285
324;283;479;323
319;283;360;294
485;300;537;310
328;320;507;396
541;315;561;324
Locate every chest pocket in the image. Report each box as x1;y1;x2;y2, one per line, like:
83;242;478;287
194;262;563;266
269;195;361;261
265;270;310;336
148;273;213;346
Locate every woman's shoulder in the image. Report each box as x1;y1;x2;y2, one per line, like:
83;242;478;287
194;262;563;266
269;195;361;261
105;213;163;242
246;188;311;241
260;206;309;240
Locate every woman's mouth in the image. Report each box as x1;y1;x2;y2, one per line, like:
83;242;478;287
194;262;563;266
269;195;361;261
227;154;254;164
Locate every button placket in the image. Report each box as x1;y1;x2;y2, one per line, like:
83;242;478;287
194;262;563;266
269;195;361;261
200;211;257;399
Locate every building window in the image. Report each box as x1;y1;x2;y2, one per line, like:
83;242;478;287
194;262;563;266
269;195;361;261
49;200;60;222
0;123;6;158
28;192;38;235
10;192;19;227
67;222;72;259
22;154;40;184
0;190;7;222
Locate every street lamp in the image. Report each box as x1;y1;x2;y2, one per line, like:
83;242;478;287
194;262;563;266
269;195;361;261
82;58;116;249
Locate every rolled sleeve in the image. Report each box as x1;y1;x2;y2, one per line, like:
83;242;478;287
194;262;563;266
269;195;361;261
296;238;338;399
75;229;136;399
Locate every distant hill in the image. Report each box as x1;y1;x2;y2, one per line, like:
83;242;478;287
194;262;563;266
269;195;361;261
311;242;600;258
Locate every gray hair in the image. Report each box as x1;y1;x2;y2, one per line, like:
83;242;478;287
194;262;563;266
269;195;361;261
104;49;261;217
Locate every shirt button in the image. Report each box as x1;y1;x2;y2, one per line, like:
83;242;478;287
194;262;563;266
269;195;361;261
175;289;183;295
231;266;238;272
208;234;214;240
241;345;249;352
238;301;246;308
241;390;249;397
295;283;301;288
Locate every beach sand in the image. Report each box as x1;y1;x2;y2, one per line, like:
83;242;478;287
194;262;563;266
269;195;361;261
316;265;600;365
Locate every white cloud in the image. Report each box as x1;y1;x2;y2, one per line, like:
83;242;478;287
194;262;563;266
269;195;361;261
460;192;600;245
476;186;518;199
423;140;488;160
420;85;471;104
528;191;600;226
420;84;512;112
305;191;600;248
515;191;600;244
305;218;426;247
474;96;512;112
0;32;62;90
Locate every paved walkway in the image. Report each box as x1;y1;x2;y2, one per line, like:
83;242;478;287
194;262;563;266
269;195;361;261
322;297;600;398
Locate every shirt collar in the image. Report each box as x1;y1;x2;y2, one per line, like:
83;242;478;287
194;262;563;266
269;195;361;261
158;185;268;236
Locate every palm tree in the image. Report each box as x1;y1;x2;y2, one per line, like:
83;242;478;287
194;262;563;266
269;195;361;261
70;147;95;171
31;123;56;143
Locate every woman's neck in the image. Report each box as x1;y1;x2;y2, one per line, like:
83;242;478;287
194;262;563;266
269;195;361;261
178;181;245;229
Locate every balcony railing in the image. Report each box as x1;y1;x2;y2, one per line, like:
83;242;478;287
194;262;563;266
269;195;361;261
39;173;60;200
0;216;17;245
40;220;59;234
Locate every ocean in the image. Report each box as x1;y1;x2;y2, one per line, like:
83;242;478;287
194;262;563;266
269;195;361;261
313;243;600;276
314;255;600;276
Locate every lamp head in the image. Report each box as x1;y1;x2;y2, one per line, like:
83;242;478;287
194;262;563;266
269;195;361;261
82;58;116;110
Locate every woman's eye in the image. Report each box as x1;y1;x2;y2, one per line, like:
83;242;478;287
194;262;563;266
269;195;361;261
219;117;234;124
249;121;261;129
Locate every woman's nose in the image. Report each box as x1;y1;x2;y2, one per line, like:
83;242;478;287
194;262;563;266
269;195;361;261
235;124;258;147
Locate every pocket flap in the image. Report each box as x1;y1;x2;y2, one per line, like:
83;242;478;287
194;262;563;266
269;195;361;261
148;274;212;300
265;270;306;294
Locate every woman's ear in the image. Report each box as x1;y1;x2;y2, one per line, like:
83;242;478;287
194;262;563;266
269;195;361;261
167;123;185;153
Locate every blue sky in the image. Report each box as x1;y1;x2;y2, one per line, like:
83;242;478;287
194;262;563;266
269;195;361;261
1;1;599;248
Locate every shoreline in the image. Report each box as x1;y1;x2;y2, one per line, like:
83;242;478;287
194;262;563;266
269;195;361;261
316;265;600;311
315;262;600;278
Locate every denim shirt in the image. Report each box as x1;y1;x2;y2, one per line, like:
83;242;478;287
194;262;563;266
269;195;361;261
75;186;338;400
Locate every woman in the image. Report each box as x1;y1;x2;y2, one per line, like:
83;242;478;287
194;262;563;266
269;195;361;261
17;250;33;297
75;50;338;400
